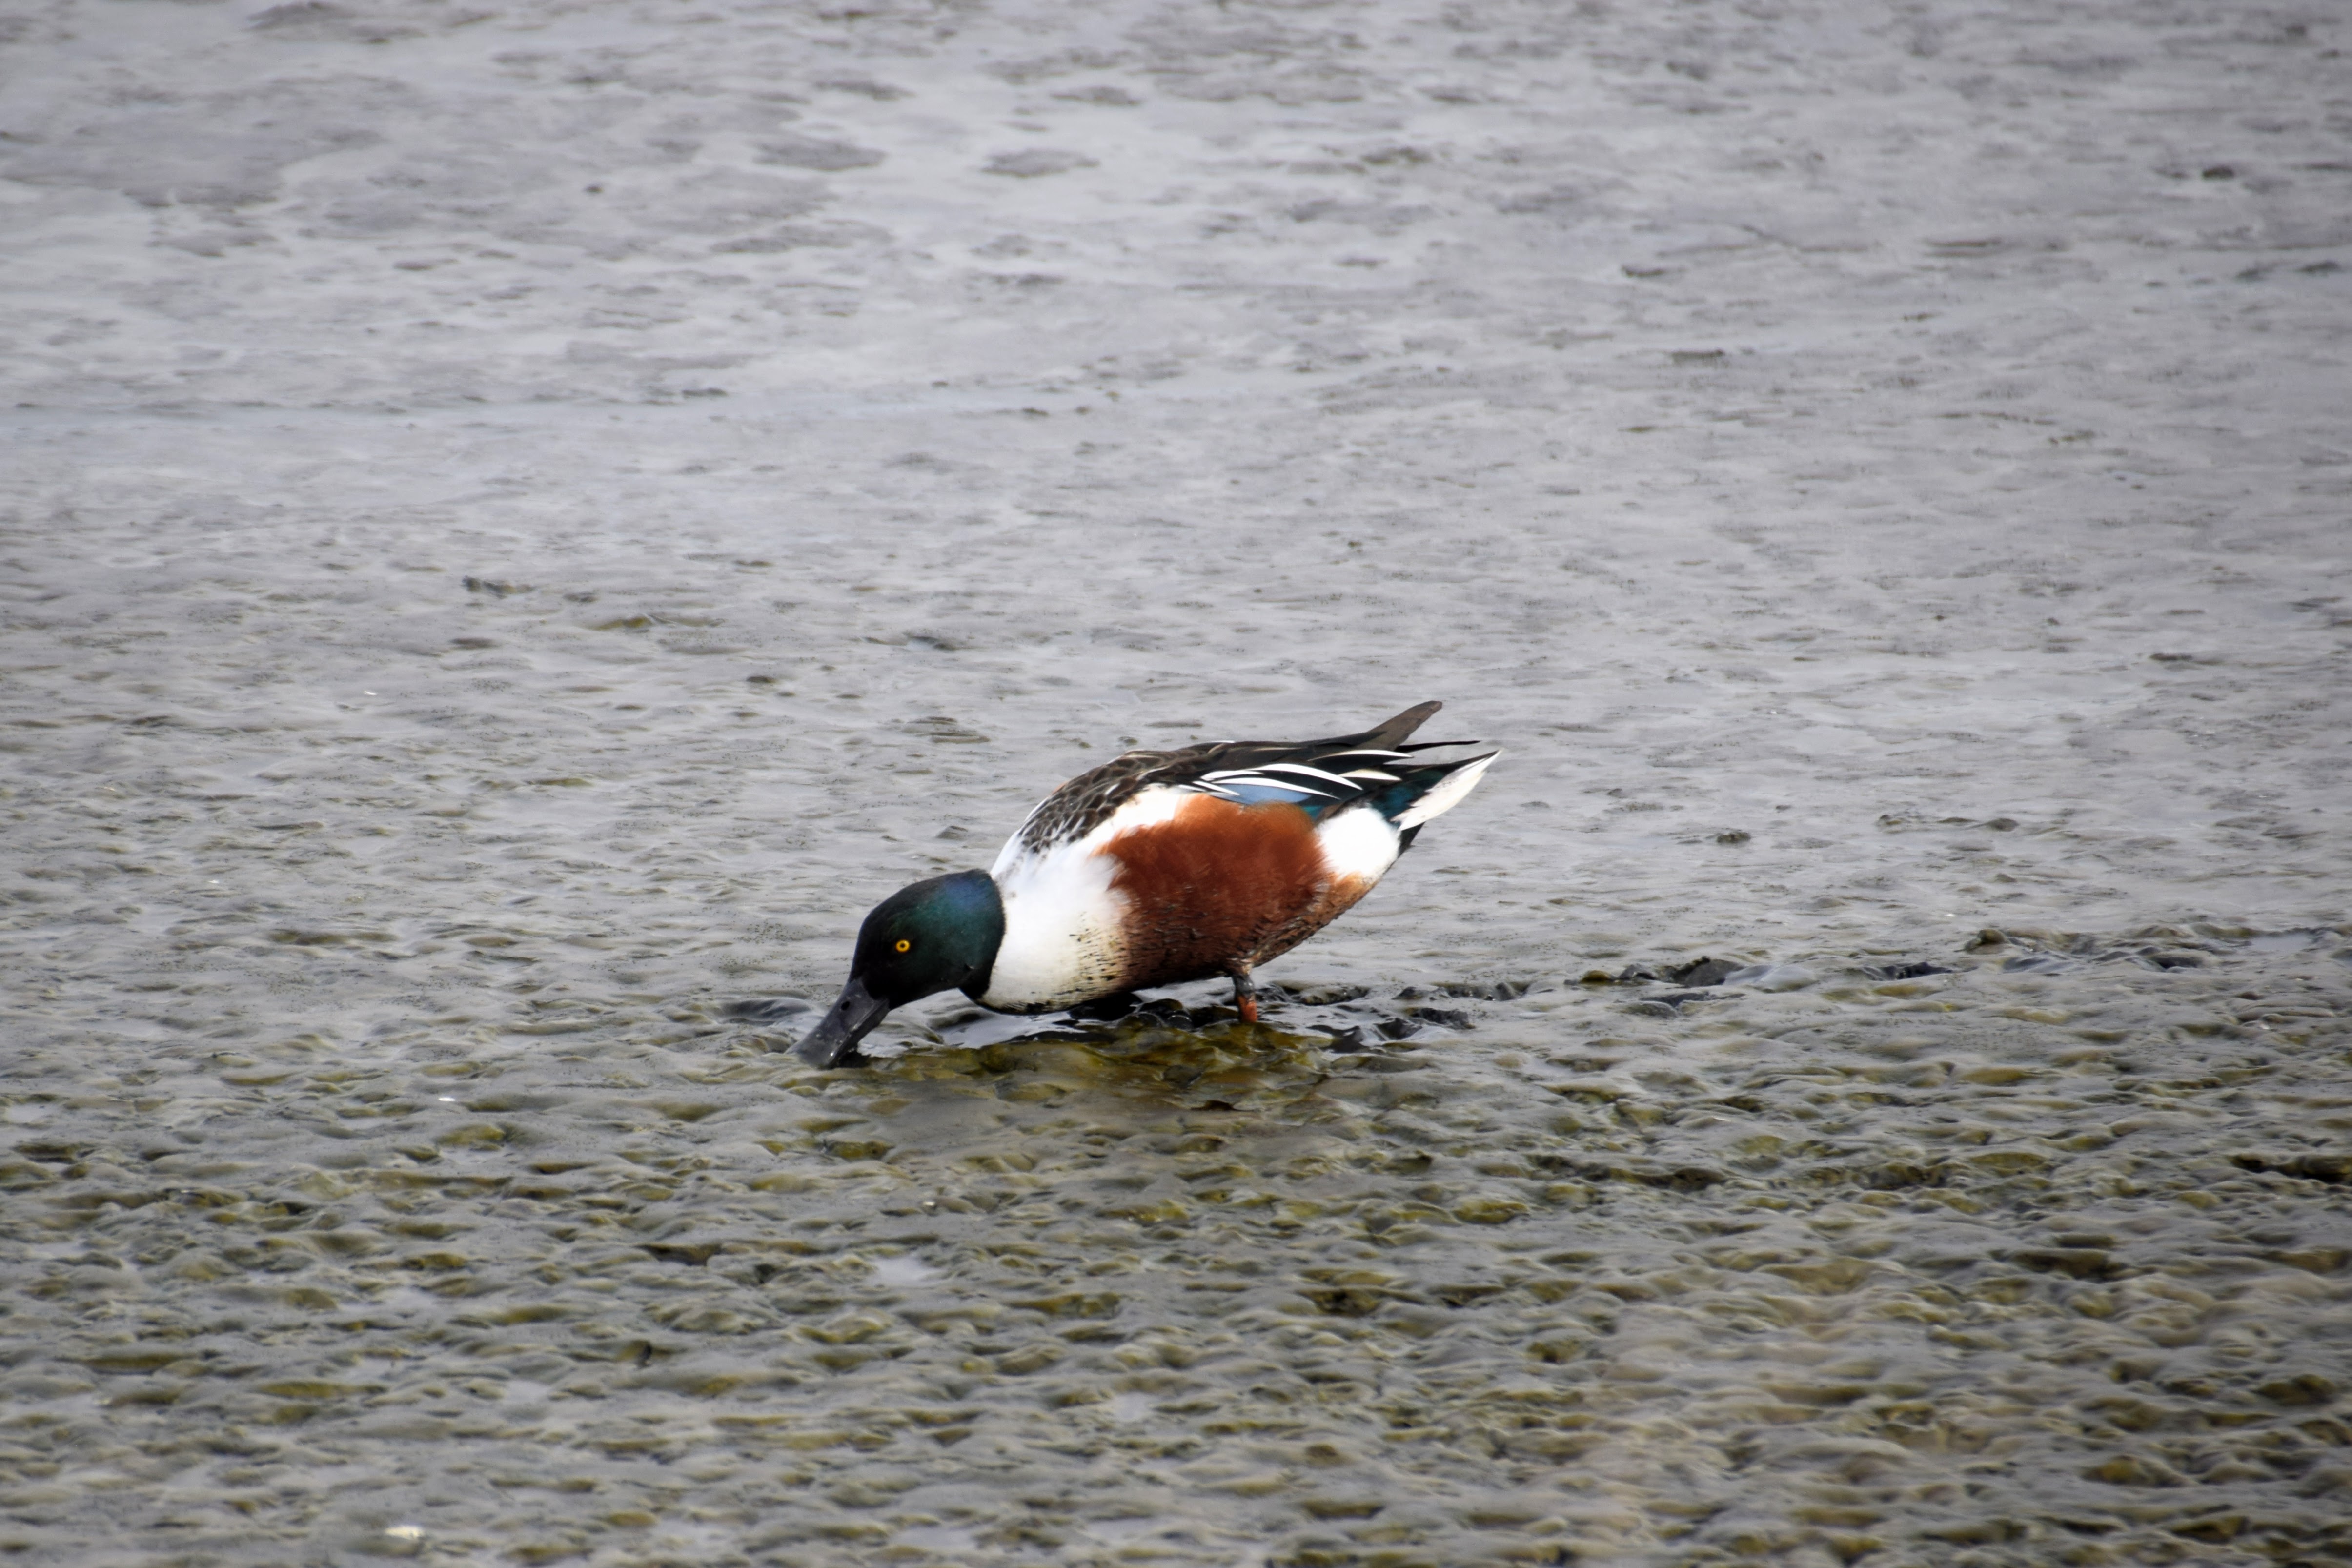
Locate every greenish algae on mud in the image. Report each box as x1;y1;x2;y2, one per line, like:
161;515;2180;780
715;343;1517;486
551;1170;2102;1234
6;938;2352;1565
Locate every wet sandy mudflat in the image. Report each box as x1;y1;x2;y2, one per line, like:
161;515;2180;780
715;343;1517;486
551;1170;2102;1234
4;0;2352;1564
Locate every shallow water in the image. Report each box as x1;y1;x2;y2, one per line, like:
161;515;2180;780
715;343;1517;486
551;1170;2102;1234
4;0;2351;1564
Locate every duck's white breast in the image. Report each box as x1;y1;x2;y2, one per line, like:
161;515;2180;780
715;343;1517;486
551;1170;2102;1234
978;785;1191;1011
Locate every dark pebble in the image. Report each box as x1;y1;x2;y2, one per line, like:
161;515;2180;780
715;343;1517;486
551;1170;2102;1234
1872;961;1953;980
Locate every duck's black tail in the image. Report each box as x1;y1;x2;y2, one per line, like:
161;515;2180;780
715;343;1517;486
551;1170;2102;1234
1371;747;1501;847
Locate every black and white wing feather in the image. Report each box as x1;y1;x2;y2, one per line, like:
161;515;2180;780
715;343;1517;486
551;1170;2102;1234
1012;701;1495;850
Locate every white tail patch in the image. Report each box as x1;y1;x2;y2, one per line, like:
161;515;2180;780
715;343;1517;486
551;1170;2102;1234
1395;750;1499;829
1316;804;1403;885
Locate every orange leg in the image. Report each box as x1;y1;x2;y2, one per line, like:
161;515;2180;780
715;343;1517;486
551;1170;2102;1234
1231;965;1258;1023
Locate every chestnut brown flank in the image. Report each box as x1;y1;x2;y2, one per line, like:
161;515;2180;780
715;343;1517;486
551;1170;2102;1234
1100;795;1372;990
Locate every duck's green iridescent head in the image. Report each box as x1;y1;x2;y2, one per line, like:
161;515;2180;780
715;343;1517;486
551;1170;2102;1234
796;869;1005;1068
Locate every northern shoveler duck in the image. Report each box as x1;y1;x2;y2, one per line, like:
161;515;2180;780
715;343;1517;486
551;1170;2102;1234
796;701;1498;1067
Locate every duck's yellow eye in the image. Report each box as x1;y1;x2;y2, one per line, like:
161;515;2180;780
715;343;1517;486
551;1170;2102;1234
894;938;911;953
